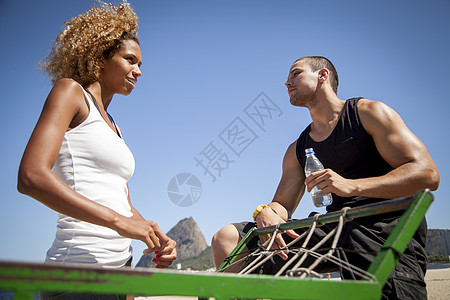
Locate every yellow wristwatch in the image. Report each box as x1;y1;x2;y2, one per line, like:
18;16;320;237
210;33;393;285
253;204;269;221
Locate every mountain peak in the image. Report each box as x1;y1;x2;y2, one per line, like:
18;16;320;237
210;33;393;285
136;217;208;268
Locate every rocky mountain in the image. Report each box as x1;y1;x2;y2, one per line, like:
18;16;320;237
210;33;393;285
136;217;211;270
426;229;450;256
175;246;214;271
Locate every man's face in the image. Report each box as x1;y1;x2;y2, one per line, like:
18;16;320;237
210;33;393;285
285;59;319;107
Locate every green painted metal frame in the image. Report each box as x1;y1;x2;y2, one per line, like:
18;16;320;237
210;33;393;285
0;190;433;300
0;262;381;300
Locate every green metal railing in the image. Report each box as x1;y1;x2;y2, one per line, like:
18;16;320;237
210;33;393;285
0;190;433;300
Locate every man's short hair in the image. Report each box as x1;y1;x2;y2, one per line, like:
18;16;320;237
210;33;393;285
296;56;339;94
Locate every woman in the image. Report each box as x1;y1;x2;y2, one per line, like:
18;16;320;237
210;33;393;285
17;1;176;279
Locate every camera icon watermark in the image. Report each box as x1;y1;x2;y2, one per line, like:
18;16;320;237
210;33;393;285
167;173;202;207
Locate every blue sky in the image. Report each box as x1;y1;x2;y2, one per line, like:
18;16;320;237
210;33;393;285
1;0;449;263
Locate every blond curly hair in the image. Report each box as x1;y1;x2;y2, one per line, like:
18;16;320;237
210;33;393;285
41;1;139;86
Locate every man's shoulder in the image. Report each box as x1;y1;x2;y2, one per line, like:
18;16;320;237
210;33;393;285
358;98;392;113
355;97;386;108
356;98;392;117
356;98;401;134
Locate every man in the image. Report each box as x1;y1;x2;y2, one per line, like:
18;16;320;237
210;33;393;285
211;56;439;299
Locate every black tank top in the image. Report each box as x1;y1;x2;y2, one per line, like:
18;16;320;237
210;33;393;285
296;98;393;212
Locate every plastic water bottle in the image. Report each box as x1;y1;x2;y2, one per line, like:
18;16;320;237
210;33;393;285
304;148;333;207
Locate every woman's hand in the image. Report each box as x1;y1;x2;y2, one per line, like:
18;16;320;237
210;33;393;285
115;217;171;253
150;238;177;268
125;191;177;268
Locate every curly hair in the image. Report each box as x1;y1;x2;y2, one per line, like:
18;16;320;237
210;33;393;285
41;1;139;86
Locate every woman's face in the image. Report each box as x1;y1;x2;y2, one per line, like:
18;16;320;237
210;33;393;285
100;39;142;96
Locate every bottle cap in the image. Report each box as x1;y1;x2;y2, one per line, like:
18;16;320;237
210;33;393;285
305;148;314;155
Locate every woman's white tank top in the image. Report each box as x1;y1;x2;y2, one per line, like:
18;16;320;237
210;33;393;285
46;86;135;268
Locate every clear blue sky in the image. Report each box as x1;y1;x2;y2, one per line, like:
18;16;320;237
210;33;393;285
1;0;449;263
